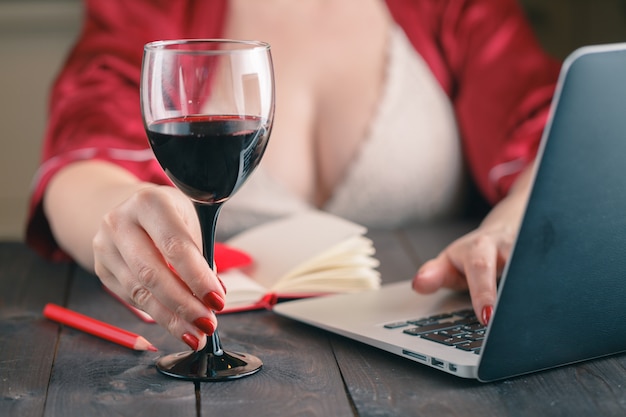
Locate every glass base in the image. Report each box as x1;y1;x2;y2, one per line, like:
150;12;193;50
156;349;263;381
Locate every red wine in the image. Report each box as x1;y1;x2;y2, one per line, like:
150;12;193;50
147;115;270;203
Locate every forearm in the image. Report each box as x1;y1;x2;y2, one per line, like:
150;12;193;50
479;164;535;234
43;160;155;271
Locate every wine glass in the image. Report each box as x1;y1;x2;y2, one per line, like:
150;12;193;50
141;39;274;381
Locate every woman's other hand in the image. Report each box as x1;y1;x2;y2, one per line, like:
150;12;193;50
412;165;534;325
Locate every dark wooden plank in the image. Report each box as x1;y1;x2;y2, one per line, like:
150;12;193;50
44;267;197;417
0;242;71;313
0;242;71;417
367;229;419;284
401;221;479;267
332;334;626;417
42;265;354;416
197;312;355;416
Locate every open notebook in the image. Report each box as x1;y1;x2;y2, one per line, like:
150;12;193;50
274;43;626;381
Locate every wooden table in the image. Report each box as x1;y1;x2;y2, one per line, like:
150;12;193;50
2;223;625;417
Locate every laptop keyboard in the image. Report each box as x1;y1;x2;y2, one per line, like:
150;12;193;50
383;309;485;354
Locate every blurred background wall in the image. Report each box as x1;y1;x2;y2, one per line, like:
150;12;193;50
0;0;81;240
1;0;625;241
523;0;626;58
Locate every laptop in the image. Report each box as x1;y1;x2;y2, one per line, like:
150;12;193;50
274;43;626;382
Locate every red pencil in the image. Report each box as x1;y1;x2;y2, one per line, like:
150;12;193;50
43;303;158;352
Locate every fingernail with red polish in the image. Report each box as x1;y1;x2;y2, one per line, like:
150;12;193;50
182;333;199;351
482;305;494;325
203;291;225;311
193;317;216;335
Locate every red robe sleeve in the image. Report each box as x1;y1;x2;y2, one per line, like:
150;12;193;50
26;0;227;261
389;0;561;204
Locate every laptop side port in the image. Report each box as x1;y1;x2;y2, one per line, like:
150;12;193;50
431;358;444;368
402;349;427;362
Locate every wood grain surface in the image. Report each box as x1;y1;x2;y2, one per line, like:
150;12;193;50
1;224;625;417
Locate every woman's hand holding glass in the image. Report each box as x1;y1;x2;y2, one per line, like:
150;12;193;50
93;184;222;352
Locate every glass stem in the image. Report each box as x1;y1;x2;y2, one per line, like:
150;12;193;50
194;202;224;356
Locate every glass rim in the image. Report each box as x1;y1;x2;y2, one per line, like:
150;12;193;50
144;39;271;54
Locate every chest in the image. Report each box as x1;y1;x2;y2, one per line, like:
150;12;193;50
222;0;391;203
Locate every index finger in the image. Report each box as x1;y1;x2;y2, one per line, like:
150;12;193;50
462;236;499;325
